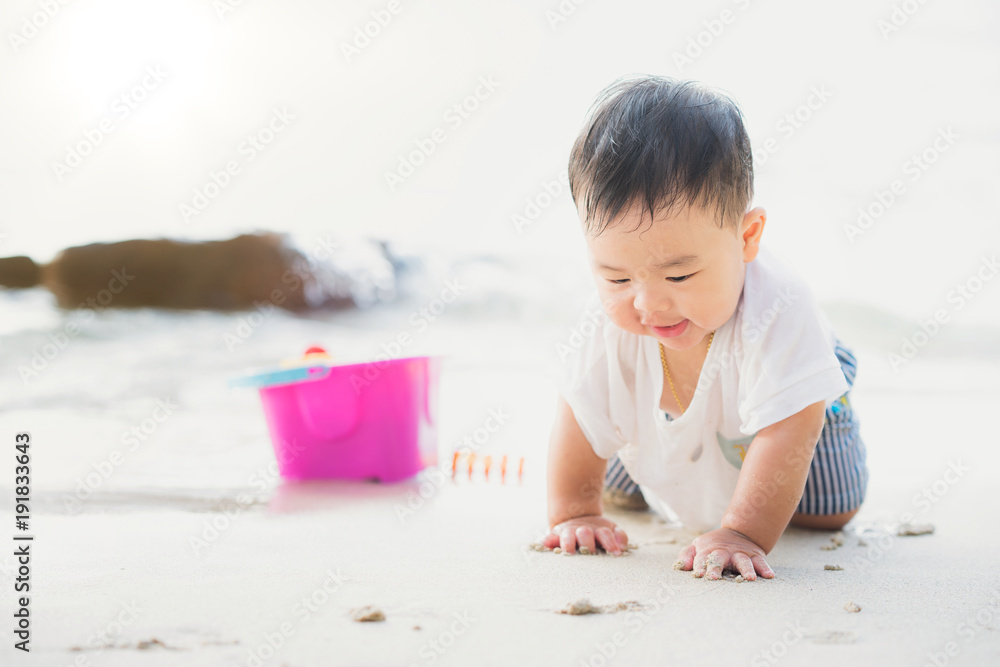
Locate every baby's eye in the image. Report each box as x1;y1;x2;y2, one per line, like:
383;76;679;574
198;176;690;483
608;278;630;285
667;274;693;283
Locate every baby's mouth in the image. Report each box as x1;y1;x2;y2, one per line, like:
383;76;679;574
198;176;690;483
650;320;688;337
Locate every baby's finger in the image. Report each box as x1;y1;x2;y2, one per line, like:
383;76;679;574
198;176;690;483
594;527;622;556
559;527;578;554
732;552;756;581
674;544;696;571
613;526;629;549
542;531;560;549
704;549;728;581
575;525;597;555
750;555;775;579
692;549;708;577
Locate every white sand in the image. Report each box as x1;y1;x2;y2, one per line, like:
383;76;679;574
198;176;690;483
2;308;999;666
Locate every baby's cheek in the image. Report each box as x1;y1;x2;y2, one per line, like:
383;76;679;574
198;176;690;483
593;285;620;311
604;295;635;324
688;288;730;326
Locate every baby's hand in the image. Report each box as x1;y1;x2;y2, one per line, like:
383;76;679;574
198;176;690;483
674;528;775;581
542;515;629;556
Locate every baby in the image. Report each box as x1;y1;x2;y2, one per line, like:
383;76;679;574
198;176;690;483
543;76;868;581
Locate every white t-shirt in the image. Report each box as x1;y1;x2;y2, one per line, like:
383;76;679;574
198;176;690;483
545;246;849;533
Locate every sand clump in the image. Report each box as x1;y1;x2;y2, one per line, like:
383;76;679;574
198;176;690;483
820;532;846;551
723;570;750;583
824;564;844;571
844;601;862;613
70;637;176;652
558;598;645;615
530;542;637;556
351;606;386;622
562;599;602;615
895;522;935;536
706;553;727;569
677;566;751;581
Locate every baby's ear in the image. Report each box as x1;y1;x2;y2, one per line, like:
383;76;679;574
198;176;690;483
740;207;766;261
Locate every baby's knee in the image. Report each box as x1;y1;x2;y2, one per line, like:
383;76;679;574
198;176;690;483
790;506;860;531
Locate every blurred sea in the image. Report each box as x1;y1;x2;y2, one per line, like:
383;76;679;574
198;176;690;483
0;0;998;507
2;236;998;412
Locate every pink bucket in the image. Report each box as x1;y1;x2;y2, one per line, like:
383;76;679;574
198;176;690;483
234;354;440;482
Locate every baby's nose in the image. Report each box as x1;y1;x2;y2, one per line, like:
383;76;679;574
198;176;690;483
634;288;670;315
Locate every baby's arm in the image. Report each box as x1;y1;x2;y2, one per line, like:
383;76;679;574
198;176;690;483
543;395;629;556
676;400;826;579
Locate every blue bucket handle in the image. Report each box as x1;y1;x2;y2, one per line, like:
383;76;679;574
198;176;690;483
228;364;332;389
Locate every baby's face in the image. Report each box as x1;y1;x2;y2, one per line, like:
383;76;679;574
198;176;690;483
583;201;763;352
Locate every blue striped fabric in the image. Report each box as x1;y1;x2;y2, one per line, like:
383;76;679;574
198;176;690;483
604;339;869;516
604;451;643;496
796;340;868;515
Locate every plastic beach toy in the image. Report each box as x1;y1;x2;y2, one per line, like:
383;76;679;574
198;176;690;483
230;347;440;482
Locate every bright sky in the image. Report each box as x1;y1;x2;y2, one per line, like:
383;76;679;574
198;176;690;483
0;0;997;326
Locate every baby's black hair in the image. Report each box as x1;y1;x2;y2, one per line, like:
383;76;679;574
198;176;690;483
568;76;753;235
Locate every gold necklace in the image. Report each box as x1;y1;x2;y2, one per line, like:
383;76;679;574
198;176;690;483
660;331;714;414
